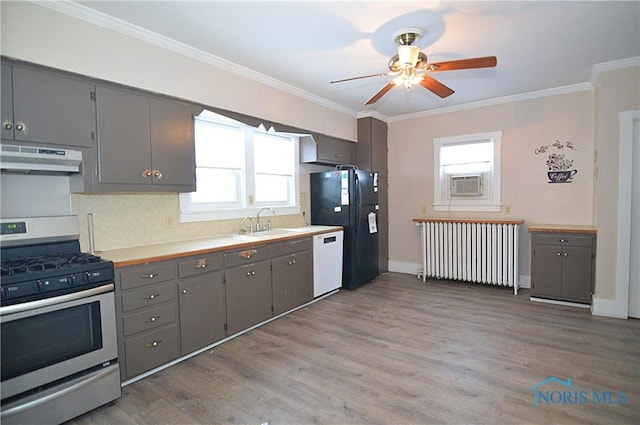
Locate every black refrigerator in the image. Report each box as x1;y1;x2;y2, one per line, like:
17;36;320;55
310;169;379;289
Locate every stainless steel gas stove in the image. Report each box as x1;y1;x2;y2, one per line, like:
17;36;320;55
0;215;121;425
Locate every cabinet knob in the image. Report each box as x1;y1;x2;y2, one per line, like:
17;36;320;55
335;154;342;158
181;289;188;294
3;121;12;130
557;252;562;256
144;340;162;348
144;316;159;323
559;238;567;243
145;293;160;300
141;273;157;279
196;259;207;268
152;170;163;179
143;169;153;177
563;252;568;257
14;121;26;132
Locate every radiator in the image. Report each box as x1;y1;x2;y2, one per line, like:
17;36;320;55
414;219;523;294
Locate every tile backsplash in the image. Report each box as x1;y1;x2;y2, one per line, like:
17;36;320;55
71;192;305;252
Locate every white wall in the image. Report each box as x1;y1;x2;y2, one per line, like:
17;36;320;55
388;90;596;280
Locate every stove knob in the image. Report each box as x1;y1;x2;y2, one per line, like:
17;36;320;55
83;272;92;283
34;280;44;292
68;275;77;286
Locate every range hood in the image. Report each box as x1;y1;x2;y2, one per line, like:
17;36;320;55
0;144;82;174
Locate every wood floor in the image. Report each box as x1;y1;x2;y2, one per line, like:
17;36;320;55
70;273;640;424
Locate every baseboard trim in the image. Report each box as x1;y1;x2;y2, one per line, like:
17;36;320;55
388;261;421;276
591;297;629;319
530;297;590;309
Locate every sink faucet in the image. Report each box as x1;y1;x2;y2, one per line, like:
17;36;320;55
256;207;276;232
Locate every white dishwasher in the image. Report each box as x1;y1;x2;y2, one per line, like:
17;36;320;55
313;230;344;297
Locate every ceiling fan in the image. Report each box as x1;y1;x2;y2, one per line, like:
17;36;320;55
330;28;497;105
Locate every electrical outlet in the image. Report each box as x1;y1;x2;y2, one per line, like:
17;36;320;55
421;205;427;214
504;205;512;215
165;216;174;229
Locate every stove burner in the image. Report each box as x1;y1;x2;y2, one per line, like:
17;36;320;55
1;252;103;278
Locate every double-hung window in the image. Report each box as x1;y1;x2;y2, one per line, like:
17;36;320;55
180;110;300;222
433;130;502;212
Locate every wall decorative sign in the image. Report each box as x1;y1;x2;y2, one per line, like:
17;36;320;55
534;140;578;183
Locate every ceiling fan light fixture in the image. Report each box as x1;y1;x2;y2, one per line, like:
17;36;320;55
398;45;420;68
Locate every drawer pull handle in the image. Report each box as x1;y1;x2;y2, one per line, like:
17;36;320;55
559;239;567;243
240;249;258;259
145;293;160;300
144;340;162;348
196;259;207;268
142;273;158;279
246;271;256;276
288;260;297;265
144;316;160;323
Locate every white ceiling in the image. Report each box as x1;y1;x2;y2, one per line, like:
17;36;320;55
68;1;639;118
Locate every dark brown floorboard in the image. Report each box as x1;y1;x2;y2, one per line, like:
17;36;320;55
68;272;640;424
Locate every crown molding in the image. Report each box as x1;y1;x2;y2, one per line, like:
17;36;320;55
590;56;640;87
33;0;357;118
388;83;593;122
355;110;389;122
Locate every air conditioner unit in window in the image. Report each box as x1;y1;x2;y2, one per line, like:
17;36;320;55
450;175;483;196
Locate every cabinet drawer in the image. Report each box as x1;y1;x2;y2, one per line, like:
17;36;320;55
120;263;176;290
224;246;269;268
269;237;312;257
122;302;177;337
178;253;223;278
124;324;180;379
535;233;594;247
121;281;176;312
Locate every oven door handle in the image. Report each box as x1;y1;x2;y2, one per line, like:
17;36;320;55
0;284;115;316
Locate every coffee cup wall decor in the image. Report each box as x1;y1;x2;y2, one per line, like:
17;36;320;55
548;169;577;183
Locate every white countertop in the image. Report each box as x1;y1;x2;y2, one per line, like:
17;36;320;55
99;225;343;267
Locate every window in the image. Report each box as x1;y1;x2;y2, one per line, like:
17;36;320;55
180;110;300;222
433;131;502;212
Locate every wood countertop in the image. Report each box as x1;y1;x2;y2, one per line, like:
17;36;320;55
528;224;597;234
99;225;343;268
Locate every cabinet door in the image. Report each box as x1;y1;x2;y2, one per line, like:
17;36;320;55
272;250;313;316
531;244;563;298
225;261;272;335
149;97;196;189
377;176;389;273
560;246;593;303
317;135;356;164
371;117;388;174
11;66;93;147
96;85;151;185
1;63;13;140
179;271;226;354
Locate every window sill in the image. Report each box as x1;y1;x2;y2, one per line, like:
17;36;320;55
433;204;501;213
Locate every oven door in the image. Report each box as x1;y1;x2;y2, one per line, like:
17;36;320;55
0;284;118;400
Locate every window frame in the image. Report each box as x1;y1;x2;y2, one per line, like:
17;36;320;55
179;113;300;223
433;130;502;212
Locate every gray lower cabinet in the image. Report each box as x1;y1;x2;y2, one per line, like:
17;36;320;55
116;262;180;381
530;231;596;304
225;258;273;335
271;238;313;315
178;254;226;354
1;61;94;147
94;84;195;192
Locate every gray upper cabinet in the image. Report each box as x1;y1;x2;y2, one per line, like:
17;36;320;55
300;134;356;165
94;84;195;192
1;62;94;148
357;116;387;176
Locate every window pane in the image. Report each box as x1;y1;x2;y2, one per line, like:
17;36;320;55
255;174;290;203
441;142;492;166
192;168;240;204
254;133;294;174
195;121;244;168
443;162;491;174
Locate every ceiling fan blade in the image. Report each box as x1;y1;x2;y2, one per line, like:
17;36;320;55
427;56;497;72
420;75;454;98
365;81;397;105
330;72;391;84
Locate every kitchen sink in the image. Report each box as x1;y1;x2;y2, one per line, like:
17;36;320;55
237;228;301;239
